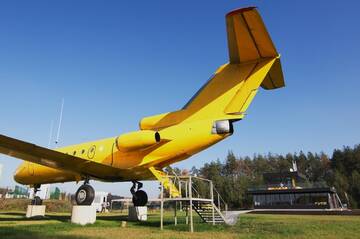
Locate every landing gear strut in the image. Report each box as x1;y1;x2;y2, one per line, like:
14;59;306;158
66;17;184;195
31;184;42;205
75;179;95;205
131;181;148;206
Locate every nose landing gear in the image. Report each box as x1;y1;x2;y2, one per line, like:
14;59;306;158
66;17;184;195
131;181;148;206
75;179;95;205
31;184;42;205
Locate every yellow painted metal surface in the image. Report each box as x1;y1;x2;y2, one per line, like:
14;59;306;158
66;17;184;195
149;167;180;197
0;7;285;187
116;130;159;152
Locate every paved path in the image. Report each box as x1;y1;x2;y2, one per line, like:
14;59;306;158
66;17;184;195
224;210;253;225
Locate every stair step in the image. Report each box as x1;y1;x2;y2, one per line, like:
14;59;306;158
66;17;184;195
199;215;222;217
188;197;226;224
200;215;222;217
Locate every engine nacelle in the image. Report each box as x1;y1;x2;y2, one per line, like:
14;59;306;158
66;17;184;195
211;120;233;134
116;130;160;151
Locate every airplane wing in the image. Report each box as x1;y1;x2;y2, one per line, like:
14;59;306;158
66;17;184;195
0;134;122;180
226;7;284;89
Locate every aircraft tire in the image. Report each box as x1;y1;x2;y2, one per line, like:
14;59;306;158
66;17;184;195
75;184;95;205
132;190;148;206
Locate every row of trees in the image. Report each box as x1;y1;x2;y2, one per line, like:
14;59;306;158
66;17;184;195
175;144;360;209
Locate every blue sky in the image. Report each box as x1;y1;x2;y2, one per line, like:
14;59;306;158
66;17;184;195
0;1;359;198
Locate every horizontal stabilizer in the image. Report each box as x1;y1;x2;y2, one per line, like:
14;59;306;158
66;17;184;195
261;57;285;89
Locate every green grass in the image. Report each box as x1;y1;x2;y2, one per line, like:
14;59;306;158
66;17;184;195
0;210;360;239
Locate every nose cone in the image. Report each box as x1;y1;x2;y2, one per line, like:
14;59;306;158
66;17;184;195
13;165;27;184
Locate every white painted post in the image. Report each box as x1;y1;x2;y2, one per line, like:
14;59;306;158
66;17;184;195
169;178;172;198
218;193;221;211
185;180;189;224
160;182;164;230
189;176;194;233
210;181;215;225
174;201;177;225
179;181;182;211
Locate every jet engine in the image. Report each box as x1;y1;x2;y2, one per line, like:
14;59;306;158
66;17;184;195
211;120;233;134
116;130;161;151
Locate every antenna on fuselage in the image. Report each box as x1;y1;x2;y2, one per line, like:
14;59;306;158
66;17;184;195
48;120;54;148
55;98;64;148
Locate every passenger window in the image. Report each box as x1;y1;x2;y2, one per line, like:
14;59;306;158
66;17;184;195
73;151;76;155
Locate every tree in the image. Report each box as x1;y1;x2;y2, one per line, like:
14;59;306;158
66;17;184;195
187;144;360;209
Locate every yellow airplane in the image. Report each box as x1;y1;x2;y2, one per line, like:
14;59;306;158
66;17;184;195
0;7;285;206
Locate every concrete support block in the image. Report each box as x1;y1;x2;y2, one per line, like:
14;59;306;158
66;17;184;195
128;206;147;221
26;205;46;218
71;205;96;225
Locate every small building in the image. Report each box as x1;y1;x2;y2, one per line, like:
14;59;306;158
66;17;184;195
248;171;344;210
92;191;109;212
0;185;29;199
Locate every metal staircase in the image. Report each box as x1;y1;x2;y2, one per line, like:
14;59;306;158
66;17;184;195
158;170;229;231
192;201;226;224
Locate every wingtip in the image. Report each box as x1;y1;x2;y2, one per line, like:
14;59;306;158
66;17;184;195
226;6;257;17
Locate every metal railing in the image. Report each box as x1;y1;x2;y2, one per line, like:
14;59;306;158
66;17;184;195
161;173;228;212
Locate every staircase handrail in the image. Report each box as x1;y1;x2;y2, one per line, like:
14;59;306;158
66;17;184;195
213;187;228;212
159;174;228;212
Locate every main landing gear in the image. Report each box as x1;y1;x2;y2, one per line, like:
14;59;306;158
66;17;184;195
75;179;95;205
131;181;148;206
31;184;42;205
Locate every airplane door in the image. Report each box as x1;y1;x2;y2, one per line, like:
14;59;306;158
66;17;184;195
111;142;115;166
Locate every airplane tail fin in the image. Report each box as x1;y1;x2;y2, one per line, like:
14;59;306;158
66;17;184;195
226;7;285;89
140;7;285;130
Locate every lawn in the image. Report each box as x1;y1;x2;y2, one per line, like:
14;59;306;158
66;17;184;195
0;210;359;239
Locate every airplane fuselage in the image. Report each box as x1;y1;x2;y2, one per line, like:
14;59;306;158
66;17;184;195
14;118;232;185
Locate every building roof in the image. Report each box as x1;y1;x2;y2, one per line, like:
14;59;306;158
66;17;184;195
263;171;306;184
248;187;337;195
